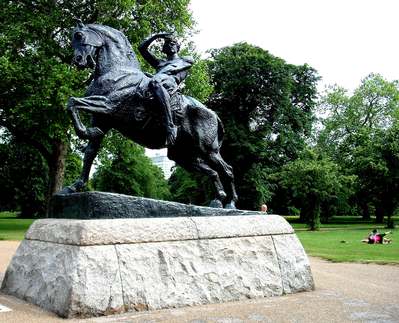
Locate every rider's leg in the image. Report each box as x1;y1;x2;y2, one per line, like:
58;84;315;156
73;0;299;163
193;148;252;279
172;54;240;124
149;79;177;145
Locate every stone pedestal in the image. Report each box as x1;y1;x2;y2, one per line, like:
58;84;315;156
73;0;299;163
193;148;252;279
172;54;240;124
1;193;314;318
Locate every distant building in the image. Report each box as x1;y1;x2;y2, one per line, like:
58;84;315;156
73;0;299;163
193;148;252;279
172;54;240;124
147;149;175;179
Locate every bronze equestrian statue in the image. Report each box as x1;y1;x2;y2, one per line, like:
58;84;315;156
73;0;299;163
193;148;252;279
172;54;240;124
61;22;238;209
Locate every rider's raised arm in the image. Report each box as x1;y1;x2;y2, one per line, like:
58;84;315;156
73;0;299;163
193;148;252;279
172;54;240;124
139;33;172;69
138;35;159;68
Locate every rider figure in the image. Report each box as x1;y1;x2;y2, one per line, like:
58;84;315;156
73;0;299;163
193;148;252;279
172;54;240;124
139;33;193;146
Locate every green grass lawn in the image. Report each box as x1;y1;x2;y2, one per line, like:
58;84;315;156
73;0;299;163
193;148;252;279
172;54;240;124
289;217;399;264
0;211;34;240
1;211;398;264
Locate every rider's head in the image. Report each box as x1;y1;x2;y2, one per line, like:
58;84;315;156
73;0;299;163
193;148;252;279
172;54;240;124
162;36;180;55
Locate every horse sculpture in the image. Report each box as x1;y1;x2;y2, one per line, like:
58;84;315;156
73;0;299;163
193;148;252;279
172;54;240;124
61;22;238;209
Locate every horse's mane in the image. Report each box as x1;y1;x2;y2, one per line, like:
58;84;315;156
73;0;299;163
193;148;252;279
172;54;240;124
87;24;140;69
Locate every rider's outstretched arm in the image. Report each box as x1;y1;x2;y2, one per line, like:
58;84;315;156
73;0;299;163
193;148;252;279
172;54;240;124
158;59;193;75
139;33;172;69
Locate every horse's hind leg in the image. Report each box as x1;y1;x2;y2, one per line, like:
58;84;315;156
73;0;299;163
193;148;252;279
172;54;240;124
207;152;238;209
176;157;227;208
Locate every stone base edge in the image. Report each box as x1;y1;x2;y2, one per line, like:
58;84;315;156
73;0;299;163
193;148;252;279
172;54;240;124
1;232;313;318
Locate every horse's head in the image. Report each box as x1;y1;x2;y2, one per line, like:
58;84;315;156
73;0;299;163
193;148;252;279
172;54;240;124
71;21;140;72
71;21;103;69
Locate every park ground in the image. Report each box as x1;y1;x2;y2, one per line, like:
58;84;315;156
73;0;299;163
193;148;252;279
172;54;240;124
0;212;398;322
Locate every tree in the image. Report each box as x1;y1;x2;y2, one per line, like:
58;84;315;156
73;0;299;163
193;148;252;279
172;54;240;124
0;1;194;214
206;43;319;210
348;126;399;224
182;58;214;103
274;150;355;230
317;74;399;222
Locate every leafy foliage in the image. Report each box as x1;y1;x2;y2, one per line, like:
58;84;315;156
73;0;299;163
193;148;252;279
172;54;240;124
182;58;214;103
168;166;213;205
0;140;47;217
92;132;170;199
0;137;84;217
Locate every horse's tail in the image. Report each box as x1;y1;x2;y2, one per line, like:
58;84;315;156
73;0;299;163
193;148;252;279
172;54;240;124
217;116;225;149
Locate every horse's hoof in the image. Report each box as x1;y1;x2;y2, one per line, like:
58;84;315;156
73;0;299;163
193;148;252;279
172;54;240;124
224;201;236;209
217;190;227;200
56;186;76;195
87;127;104;139
209;199;223;208
56;179;85;195
67;97;75;111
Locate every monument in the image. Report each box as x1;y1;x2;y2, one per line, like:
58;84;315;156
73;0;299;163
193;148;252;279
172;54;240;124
61;21;237;209
1;22;314;318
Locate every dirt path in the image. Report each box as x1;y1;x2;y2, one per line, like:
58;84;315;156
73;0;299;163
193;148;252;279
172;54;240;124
0;241;398;322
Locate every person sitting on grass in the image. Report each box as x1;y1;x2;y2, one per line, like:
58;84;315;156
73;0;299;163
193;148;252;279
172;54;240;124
361;229;392;244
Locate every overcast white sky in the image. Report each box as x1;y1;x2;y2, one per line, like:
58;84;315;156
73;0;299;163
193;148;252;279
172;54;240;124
189;0;399;91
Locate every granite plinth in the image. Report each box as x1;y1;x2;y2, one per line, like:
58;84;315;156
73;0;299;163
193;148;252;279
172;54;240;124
2;194;314;318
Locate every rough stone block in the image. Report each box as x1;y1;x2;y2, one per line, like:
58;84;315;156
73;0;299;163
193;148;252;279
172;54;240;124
2;206;314;318
272;234;315;293
1;240;123;317
116;236;282;311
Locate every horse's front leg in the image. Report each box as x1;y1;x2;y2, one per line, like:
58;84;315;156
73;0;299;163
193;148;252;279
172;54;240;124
58;136;104;194
67;96;111;140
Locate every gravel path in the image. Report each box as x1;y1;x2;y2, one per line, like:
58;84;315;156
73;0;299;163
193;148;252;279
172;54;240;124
0;241;398;323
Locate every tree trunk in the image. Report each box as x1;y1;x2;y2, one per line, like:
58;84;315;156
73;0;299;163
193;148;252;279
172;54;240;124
45;140;68;216
381;200;395;228
299;206;307;222
375;206;385;224
309;200;321;231
361;202;370;220
386;212;394;228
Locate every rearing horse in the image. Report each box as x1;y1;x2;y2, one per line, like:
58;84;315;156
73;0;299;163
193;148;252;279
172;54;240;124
62;22;238;209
